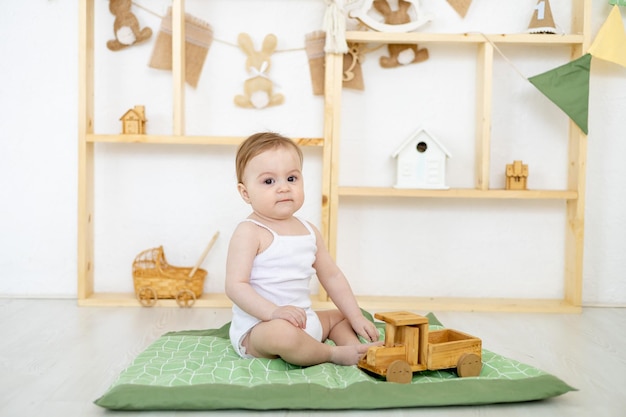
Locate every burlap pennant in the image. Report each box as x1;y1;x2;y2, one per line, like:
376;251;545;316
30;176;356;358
446;0;472;18
148;8;213;88
305;31;364;96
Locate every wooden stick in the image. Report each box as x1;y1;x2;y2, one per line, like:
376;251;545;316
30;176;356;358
189;231;219;277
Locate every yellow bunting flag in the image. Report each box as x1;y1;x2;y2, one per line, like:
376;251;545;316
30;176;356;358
588;5;626;68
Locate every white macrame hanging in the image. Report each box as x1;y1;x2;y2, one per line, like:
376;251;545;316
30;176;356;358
323;0;348;53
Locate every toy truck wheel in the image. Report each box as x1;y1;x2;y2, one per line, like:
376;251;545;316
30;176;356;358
456;353;482;377
386;360;413;384
137;287;157;307
176;289;196;308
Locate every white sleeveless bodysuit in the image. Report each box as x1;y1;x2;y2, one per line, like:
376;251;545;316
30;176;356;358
229;218;324;358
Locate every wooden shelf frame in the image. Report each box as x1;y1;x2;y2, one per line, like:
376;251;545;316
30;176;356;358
77;0;330;307
79;1;592;313
322;1;592;313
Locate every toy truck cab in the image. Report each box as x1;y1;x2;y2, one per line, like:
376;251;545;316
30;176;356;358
358;311;482;383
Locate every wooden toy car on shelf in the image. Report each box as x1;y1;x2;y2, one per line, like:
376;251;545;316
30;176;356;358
358;311;482;383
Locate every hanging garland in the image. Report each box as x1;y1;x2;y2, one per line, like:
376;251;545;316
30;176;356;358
114;1;622;125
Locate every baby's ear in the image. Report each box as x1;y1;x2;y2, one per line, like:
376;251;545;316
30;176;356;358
237;183;251;203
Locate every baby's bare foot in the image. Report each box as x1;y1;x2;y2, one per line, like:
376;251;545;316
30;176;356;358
330;342;383;366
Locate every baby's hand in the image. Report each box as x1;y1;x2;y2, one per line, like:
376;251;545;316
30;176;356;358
271;305;307;329
351;315;380;343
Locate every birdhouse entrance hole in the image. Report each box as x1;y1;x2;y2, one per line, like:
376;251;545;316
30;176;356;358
416;142;427;153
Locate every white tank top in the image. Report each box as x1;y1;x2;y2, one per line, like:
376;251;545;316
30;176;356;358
229;217;323;356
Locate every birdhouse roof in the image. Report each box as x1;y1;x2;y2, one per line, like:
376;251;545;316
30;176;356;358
119;106;146;121
391;127;452;158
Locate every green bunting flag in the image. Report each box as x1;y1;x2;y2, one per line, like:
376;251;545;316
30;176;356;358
528;53;592;135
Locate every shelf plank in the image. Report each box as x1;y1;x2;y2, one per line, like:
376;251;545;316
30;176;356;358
346;31;585;45
87;134;324;147
77;292;580;313
351;296;581;314
78;292;233;308
338;187;578;200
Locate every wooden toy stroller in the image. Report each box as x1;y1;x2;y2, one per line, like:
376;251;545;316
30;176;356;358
132;232;218;307
358;311;482;383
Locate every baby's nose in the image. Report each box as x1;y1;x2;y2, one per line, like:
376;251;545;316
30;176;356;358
276;180;290;190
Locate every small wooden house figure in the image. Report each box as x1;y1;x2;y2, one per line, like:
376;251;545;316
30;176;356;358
505;160;529;190
392;128;451;189
120;105;146;134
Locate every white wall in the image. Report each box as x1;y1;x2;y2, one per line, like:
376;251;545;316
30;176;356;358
0;0;624;306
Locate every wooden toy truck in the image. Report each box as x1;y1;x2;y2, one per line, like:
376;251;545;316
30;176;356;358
358;311;482;383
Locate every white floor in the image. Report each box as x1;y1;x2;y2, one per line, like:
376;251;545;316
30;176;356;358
1;299;624;416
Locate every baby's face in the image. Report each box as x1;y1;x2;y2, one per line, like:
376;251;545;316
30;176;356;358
238;146;305;220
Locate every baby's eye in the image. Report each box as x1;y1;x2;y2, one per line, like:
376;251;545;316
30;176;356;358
287;175;297;182
263;178;275;185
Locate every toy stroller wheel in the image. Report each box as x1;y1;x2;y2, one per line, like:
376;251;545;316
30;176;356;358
137;287;157;307
176;289;196;308
457;353;482;377
386;360;413;384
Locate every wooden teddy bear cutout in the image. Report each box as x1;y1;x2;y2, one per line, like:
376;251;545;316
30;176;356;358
107;0;152;51
374;0;429;68
234;33;284;109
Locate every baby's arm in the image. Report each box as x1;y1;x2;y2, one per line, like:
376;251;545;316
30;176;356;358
310;224;379;342
225;222;307;329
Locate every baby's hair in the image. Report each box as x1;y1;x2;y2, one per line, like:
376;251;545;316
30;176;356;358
235;132;304;183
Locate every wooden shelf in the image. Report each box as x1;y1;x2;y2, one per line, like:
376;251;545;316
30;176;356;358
350;295;582;314
78;292;234;308
339;187;578;200
323;2;592;312
345;31;586;45
78;1;591;313
78;292;581;313
87;134;324;147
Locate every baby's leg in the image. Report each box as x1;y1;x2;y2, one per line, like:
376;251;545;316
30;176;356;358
244;319;373;366
317;310;362;346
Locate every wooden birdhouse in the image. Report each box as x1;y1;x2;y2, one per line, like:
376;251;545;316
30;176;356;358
120;105;147;134
392;128;451;189
505;160;529;190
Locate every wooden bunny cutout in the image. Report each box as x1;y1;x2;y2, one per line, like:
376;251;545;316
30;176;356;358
349;0;432;33
234;33;284;109
374;0;429;68
107;0;152;51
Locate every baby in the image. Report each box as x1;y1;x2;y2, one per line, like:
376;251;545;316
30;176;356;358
225;132;381;366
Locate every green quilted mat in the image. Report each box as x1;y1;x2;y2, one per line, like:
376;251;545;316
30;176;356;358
95;313;575;410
